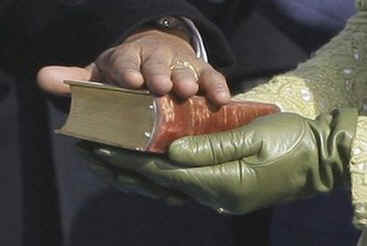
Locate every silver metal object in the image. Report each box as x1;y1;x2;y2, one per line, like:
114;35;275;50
144;132;152;138
98;148;112;156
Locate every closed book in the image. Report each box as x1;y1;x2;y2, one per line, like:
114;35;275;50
57;80;279;153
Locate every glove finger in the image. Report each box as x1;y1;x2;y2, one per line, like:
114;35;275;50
77;141;150;169
140;159;258;214
115;170;189;206
90;163;188;206
78;141;210;204
81;141;259;213
168;125;262;167
81;146;189;206
88;162;156;199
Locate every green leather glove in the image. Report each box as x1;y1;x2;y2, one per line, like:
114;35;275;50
79;108;358;214
80;149;190;206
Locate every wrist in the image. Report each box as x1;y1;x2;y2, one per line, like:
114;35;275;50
140;16;207;62
125;17;193;45
125;28;188;42
233;76;319;119
124;29;195;56
153;16;192;42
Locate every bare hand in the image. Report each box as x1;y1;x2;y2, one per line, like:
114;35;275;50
37;29;230;105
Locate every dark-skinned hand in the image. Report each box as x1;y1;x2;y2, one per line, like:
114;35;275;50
37;29;230;106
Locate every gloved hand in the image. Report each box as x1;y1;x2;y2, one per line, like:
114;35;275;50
78;108;358;214
85;156;190;206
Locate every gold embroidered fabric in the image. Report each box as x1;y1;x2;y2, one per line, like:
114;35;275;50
234;14;367;119
351;117;367;230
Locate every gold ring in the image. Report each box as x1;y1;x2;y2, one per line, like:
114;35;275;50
170;60;199;81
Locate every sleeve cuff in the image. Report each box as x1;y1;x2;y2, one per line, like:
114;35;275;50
349;116;367;230
180;17;208;63
232;75;320;119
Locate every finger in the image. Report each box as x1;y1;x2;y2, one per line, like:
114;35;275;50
78;141;190;188
37;65;92;96
198;66;230;106
127;156;253;213
80;141;250;211
95;45;144;89
114;172;189;206
79;143;260;214
141;51;173;95
171;65;199;99
77;141;168;171
77;142;190;205
168;125;262;167
88;162;187;205
82;142;211;206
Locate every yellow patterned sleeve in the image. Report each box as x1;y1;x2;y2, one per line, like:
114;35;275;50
233;13;367;119
350;116;367;230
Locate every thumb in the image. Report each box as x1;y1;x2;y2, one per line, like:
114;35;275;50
37;65;94;96
168;125;262;167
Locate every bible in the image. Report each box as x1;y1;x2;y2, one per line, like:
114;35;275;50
57;80;279;153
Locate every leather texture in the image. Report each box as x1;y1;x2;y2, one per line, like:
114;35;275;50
78;108;358;214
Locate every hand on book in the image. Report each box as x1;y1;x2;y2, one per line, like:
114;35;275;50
77;109;357;214
37;30;230;106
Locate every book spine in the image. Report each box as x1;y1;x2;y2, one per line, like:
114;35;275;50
146;96;280;153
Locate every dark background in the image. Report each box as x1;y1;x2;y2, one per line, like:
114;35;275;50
0;4;361;246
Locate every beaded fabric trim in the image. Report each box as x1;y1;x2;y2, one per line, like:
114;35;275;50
350;116;367;230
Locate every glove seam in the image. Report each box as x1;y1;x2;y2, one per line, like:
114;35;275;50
242;117;307;167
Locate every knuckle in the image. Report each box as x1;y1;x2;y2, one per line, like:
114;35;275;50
143;61;169;76
145;61;166;71
213;81;227;91
172;69;194;80
109;50;127;65
120;72;143;87
143;67;167;78
117;42;139;52
206;73;228;92
202;67;225;81
110;45;138;63
95;48;114;68
148;82;172;95
156;45;173;55
148;85;172;96
98;47;115;58
146;50;171;65
210;71;226;82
